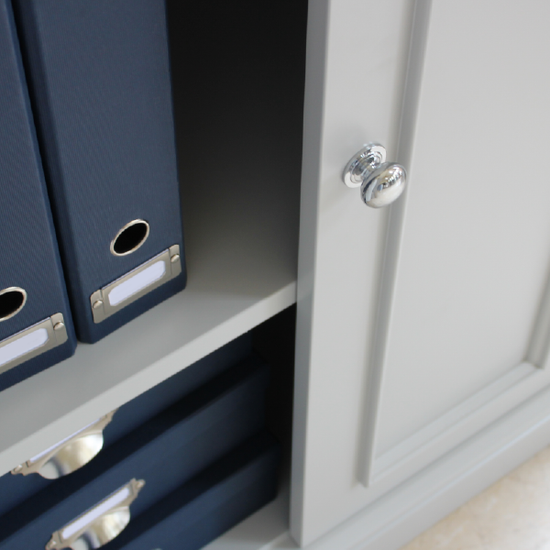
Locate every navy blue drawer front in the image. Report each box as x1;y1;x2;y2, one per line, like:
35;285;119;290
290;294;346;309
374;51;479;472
0;357;269;549
0;0;76;392
12;0;186;343
0;334;252;517
106;334;252;446
111;432;280;550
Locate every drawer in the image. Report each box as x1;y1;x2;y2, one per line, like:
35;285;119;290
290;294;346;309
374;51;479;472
0;355;268;549
109;432;280;550
0;333;251;515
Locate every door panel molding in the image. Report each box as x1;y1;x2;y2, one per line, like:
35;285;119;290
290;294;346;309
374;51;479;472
358;0;433;486
369;272;550;488
281;380;550;550
372;363;550;485
527;268;550;368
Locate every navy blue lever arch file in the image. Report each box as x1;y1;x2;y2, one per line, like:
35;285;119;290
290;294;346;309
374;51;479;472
12;0;186;343
0;0;76;391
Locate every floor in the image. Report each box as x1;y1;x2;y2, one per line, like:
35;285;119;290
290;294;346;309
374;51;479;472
400;445;550;550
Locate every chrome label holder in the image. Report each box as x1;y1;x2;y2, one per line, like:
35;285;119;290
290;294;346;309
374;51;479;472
90;245;182;324
0;313;68;376
11;411;116;479
46;478;145;550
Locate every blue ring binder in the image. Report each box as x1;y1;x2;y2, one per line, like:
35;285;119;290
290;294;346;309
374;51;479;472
12;0;186;343
0;0;76;391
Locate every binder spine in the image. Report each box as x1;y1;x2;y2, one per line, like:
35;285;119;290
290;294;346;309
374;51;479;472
0;0;75;391
12;0;186;343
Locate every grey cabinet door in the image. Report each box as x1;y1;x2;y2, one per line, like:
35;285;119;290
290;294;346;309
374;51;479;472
292;0;550;545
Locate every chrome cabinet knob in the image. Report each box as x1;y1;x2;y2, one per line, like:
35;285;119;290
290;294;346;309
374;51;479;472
342;143;407;208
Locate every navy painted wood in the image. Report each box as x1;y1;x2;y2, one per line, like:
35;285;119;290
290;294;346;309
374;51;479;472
12;0;186;342
0;333;251;516
0;0;76;391
0;356;269;548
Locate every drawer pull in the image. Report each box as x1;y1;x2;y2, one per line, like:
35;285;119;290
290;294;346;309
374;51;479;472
46;478;145;550
342;143;407;208
11;411;116;479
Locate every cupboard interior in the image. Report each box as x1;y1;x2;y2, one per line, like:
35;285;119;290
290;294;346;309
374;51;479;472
0;1;307;547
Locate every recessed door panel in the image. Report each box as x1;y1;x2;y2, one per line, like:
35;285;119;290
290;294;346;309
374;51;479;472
376;0;550;455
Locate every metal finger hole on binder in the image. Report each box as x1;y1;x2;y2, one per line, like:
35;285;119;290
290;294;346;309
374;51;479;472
90;245;182;324
110;219;150;257
0;287;27;322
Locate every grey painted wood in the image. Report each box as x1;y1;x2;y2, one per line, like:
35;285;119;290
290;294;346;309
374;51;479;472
293;0;550;545
292;0;415;544
375;0;550;458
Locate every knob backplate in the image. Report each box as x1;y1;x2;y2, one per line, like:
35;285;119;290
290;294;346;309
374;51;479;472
343;144;387;188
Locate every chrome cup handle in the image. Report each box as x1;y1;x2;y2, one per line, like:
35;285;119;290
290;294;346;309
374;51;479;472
12;411;116;479
46;478;145;550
